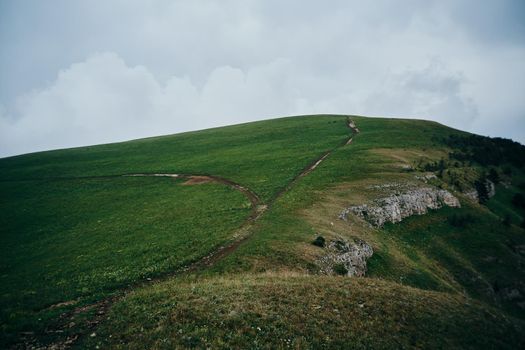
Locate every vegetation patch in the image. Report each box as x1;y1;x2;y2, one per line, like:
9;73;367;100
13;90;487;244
82;274;525;349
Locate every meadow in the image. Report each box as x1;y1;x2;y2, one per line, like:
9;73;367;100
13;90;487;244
1;115;524;348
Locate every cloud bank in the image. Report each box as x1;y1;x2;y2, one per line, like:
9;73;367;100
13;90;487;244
1;0;524;156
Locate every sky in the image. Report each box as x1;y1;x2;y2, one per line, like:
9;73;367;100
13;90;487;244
1;0;524;157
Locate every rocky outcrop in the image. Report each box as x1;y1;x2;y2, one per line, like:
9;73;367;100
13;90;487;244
339;187;460;227
317;238;373;277
414;173;437;183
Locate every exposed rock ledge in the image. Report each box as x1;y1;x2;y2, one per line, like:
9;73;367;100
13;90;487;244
339;187;460;227
317;238;373;277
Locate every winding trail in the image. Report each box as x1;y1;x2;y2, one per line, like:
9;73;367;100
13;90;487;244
22;117;359;350
124;173;262;214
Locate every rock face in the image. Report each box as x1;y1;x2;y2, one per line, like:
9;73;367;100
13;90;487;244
414;173;437;183
339;187;460;227
317;238;373;277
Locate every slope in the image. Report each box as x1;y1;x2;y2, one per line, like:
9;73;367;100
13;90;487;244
1;115;524;349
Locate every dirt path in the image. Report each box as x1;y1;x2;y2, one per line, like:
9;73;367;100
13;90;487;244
19;117;359;350
124;173;261;211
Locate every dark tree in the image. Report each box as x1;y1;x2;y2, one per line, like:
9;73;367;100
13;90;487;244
512;193;525;209
502;215;512;226
437;158;445;178
488;168;500;185
475;174;489;204
444;134;525;168
312;236;326;248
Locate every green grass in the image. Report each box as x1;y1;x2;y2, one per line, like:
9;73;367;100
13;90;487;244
0;115;349;202
2;114;524;348
199;115;525;320
201;116;467;274
82;274;524;349
486;180;525;225
0;177;250;344
380;204;525;317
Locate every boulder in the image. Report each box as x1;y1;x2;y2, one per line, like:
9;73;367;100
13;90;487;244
317;238;373;277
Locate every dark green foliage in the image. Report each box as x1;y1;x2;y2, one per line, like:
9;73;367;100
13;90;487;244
311;236;325;248
474;173;489;204
447;213;476;227
503;214;512;226
422;161;440;172
446;134;525;168
437;158;445;178
512;193;525;208
488;168;500;184
333;263;348;276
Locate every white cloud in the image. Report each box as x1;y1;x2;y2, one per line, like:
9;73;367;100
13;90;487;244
0;53;307;156
1;52;486;157
361;61;478;128
1;0;524;156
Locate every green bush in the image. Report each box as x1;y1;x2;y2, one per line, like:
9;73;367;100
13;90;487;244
333;263;348;276
447;213;476;227
312;236;326;248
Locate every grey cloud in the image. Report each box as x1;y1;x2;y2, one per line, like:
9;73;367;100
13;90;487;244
0;0;524;156
360;61;478;127
0;53;305;156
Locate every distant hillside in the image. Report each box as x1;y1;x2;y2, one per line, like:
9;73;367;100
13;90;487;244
1;115;524;349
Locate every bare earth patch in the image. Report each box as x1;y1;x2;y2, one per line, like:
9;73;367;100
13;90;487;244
182;176;215;185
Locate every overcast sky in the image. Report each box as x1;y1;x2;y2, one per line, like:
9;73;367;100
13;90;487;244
1;0;524;157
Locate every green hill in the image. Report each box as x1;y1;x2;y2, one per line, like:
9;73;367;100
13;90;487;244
1;115;524;349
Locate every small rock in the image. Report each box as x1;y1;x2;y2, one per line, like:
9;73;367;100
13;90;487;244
317;238;373;277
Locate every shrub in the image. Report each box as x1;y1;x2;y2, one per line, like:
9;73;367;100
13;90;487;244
488;168;500;185
502;215;512;227
312;236;326;248
511;194;525;209
445;134;525;168
447;213;476;227
474;174;489;204
333;263;348;276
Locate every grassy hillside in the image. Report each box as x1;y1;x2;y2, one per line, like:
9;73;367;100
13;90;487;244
0;177;249;341
84;274;524;349
0;116;349;201
1;115;524;349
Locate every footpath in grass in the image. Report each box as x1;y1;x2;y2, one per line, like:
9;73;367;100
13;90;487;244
0;115;353;347
0;115;350;202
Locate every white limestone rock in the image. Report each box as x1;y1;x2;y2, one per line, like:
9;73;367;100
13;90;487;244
317;238;373;277
339;187;460;227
